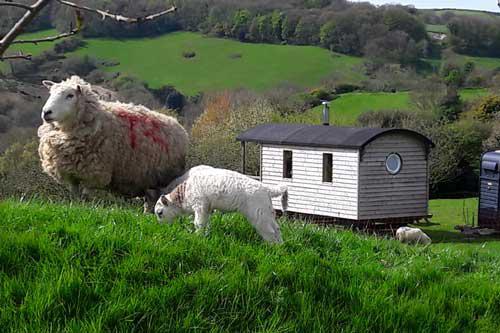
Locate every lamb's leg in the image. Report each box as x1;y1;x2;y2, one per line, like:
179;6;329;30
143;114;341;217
193;206;210;234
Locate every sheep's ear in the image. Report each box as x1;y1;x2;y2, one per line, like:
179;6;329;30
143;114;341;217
42;80;55;89
76;85;82;94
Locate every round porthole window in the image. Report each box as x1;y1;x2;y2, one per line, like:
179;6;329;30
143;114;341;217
386;153;402;175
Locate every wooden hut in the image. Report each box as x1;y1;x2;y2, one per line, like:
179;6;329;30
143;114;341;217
237;124;434;224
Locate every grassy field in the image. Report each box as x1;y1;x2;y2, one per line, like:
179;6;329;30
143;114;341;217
1;199;500;331
429;9;500;19
289;88;489;126
426;24;449;34
0;29;58;72
70;31;364;95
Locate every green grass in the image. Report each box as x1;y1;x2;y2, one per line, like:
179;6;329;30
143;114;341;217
426;24;449;34
70;31;365;95
0;29;58;72
292;88;489;126
289;91;412;126
1;199;500;331
430;9;500;19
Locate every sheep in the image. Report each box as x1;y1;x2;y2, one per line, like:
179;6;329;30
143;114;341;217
395;227;432;245
154;165;287;243
38;76;189;211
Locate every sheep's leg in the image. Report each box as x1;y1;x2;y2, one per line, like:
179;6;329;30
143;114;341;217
69;183;81;201
193;206;210;234
144;189;161;214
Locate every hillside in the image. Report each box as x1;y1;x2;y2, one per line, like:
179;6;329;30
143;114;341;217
69;32;364;95
290;89;489;126
1;199;500;331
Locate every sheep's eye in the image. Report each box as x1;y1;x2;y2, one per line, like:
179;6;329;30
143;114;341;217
66;94;74;99
160;195;169;206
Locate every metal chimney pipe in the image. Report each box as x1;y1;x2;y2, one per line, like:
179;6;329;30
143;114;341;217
322;101;330;126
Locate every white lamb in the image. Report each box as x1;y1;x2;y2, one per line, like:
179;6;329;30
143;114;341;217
154;165;287;243
395;227;432;245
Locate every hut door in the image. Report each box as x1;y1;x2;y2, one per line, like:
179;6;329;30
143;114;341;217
479;160;500;228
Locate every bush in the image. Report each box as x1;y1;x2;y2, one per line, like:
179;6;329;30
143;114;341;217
357;109;416;128
189;91;276;174
0;140;69;201
472;95;500;120
182;51;196;58
53;37;86;54
334;83;360;94
309;88;333;101
61;55;98;77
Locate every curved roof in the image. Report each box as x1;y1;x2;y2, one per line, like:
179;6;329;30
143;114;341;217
237;124;434;149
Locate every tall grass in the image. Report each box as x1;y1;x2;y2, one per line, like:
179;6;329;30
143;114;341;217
1;200;500;332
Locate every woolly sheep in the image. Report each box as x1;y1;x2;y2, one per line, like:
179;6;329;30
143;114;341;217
395;226;432;245
154;165;287;243
38;76;189;210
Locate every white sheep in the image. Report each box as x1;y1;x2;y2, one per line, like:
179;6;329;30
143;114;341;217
395;227;432;245
154;165;287;243
38;76;189;210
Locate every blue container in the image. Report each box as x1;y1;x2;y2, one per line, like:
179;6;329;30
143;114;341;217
479;151;500;229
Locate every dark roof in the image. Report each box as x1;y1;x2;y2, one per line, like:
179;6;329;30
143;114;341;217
237;124;434;149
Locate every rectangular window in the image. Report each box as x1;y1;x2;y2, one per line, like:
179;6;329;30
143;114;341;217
283;150;293;179
323;153;333;183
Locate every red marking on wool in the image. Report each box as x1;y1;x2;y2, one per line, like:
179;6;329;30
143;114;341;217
116;109;169;152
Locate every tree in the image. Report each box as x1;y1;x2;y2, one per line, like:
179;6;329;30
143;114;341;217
231;9;251;41
0;0;176;61
319;21;336;49
294;16;320;45
364;31;419;66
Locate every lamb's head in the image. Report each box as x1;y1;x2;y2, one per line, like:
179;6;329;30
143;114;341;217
41;76;96;125
155;194;182;223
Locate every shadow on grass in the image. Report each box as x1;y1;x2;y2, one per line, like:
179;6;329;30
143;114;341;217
424;229;500;244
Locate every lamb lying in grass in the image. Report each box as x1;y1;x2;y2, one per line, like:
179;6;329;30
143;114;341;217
396;227;432;245
154;165;287;243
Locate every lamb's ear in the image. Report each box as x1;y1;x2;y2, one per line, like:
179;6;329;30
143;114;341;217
42;80;55;89
76;85;82;94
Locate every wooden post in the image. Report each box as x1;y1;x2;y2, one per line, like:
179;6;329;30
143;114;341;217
241;141;246;174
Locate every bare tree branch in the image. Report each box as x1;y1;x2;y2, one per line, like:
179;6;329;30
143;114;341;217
0;1;33;11
0;0;177;62
56;0;177;23
12;11;82;45
0;0;51;60
1;53;32;60
11;28;78;44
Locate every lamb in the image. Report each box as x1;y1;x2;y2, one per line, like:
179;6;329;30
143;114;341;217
154;165;287;243
38;76;189;211
395;227;432;245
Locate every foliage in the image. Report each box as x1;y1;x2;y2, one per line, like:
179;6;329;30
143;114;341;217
2;0;430;67
471;95;500;121
357;109;416;128
448;16;500;57
0;140;69;200
189;91;275;174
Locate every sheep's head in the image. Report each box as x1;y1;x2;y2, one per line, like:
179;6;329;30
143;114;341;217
155;194;182;224
41;76;93;125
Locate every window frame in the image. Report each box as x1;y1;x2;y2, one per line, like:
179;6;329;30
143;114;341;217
385;152;403;175
322;153;333;183
283;150;293;179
